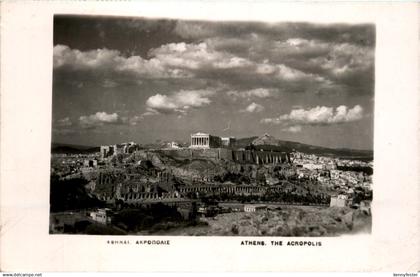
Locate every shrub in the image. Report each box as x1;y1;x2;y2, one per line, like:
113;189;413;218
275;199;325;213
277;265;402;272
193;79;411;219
231;224;239;235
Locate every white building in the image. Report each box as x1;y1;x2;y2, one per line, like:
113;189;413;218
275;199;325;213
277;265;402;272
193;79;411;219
244;204;267;212
90;208;112;224
302;163;325;170
167;141;181;149
190;132;222;149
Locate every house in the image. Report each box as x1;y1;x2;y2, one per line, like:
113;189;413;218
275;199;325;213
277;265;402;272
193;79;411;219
330;194;349;207
90;208;112;224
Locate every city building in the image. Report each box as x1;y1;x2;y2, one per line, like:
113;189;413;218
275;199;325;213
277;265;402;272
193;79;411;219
100;145;117;159
190;132;222;149
121;142;136;154
83;159;98;168
221;137;236;147
167;141;181;149
302;163;325;170
100;142;138;159
330;170;341;180
100;145;111;159
359;200;371;215
244;204;267;212
90;208;112;224
330;194;349;207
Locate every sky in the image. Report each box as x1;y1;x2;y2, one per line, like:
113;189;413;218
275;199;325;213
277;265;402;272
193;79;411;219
52;15;375;150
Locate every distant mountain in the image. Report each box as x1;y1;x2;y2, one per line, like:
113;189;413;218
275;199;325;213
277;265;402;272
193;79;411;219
52;136;373;161
51;142;99;154
235;135;373;161
251;133;278;146
232;136;258;148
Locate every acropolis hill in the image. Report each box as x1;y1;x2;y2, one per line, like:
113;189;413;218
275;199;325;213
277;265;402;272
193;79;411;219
50;133;373;236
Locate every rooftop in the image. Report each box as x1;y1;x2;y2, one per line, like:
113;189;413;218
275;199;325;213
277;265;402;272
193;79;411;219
191;132;210;136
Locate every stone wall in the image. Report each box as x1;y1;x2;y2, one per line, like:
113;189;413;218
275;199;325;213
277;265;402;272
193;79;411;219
159;148;290;165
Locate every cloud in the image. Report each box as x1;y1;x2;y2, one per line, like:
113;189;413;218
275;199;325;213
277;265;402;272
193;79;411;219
121;115;143;126
145;89;215;115
204;33;373;95
282;125;302;133
227;88;278;99
52;128;77;135
308;42;373;77
174;21;218;39
54;41;335;94
150;42;325;82
53;44;187;78
102;79;118;88
241;102;265;113
54;21;374;98
55;117;72;127
174;21;374;47
258;62;325;81
52;117;75;135
261;105;364;127
79;112;119;128
78;111;145;128
271;38;373;86
286;38;310;47
149;42;254;70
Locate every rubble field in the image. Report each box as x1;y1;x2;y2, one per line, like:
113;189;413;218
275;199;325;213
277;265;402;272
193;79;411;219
161;206;371;236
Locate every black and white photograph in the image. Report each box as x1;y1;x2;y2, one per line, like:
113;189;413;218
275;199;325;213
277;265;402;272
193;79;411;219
2;0;420;272
50;15;374;236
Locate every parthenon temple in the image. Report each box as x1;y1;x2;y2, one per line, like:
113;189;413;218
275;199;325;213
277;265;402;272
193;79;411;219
190;132;222;149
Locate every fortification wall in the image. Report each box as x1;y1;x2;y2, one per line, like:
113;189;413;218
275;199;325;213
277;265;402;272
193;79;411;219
219;148;233;160
191;148;219;159
158;149;192;159
159;148;228;160
157;148;289;164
